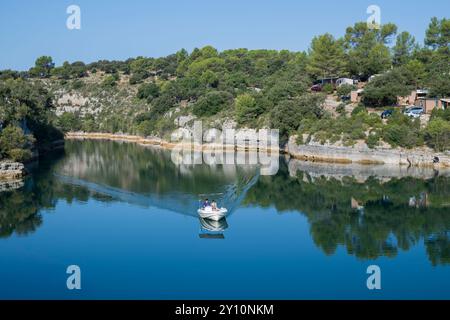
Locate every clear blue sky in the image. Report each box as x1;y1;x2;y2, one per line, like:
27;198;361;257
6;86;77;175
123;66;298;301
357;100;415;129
0;0;448;70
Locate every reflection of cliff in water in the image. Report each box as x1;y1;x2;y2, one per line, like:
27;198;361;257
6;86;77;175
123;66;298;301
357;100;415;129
288;158;450;183
244;160;450;265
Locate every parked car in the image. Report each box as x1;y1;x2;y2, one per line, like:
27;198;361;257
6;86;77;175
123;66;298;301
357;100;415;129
381;110;393;119
310;84;322;92
403;106;424;118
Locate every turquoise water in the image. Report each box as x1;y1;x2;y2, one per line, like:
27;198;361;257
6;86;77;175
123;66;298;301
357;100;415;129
0;140;449;299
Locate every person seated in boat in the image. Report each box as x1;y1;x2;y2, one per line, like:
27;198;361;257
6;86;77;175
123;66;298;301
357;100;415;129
211;200;218;211
202;199;210;208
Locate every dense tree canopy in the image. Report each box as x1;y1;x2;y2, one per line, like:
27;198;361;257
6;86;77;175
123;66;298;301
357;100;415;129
392;31;418;66
29;56;55;78
306;33;347;80
344;22;397;79
0;79;62;161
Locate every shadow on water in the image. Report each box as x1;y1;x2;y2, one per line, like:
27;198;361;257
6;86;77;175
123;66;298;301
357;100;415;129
0;139;449;265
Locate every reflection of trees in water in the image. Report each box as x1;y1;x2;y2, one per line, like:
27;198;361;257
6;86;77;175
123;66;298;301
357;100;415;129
0;189;42;238
243;162;450;265
57;140;256;196
1;141;448;266
0;141;258;237
426;232;450;266
0;151;114;238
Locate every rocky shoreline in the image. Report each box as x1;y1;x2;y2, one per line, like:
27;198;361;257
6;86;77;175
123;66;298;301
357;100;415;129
287;136;450;168
0;139;65;192
0;161;26;180
66;131;450;168
65;132;279;152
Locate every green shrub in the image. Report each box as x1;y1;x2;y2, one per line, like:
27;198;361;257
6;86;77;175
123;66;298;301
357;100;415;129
152;94;176;115
424;118;450;151
430;108;450;122
0;125;34;162
351;105;367;116
322;83;334;94
235;94;261;124
361;69;412;107
7;148;32;162
382;123;423;148
136;120;155;136
129;71;149;85
57;112;81;132
72;79;84;90
298;110;387;147
193;91;233;117
366;131;381;148
336;84;355;97
336;103;346;114
102;75;117;87
137;83;160;101
81;114;98;132
271;100;300;139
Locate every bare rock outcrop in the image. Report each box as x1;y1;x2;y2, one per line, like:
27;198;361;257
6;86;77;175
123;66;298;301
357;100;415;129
0;161;26;179
287;136;450;168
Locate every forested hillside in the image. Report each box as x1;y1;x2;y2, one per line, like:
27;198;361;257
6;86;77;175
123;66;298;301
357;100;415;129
1;18;449;160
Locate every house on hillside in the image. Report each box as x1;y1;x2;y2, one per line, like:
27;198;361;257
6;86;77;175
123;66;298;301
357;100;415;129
415;97;450;113
396;89;449;113
397;89;449;113
440;98;450;109
315;76;340;85
410;89;429;104
350;89;364;103
398;89;429;106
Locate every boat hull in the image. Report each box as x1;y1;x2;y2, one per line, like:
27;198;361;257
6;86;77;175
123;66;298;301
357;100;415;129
197;208;228;221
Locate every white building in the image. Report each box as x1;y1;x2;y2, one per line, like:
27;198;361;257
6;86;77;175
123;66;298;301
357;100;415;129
336;78;354;87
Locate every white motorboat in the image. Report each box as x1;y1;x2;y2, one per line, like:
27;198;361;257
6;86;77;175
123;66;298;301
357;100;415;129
197;206;228;221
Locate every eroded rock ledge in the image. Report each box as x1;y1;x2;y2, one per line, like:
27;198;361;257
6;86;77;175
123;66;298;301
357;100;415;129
0;161;26;180
287;136;450;168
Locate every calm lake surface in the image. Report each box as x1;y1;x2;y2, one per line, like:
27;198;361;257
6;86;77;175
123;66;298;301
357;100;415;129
1;140;449;299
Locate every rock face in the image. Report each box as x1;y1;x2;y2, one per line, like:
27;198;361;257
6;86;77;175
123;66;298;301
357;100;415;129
287;136;450;168
174;115;196;127
0;161;26;179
